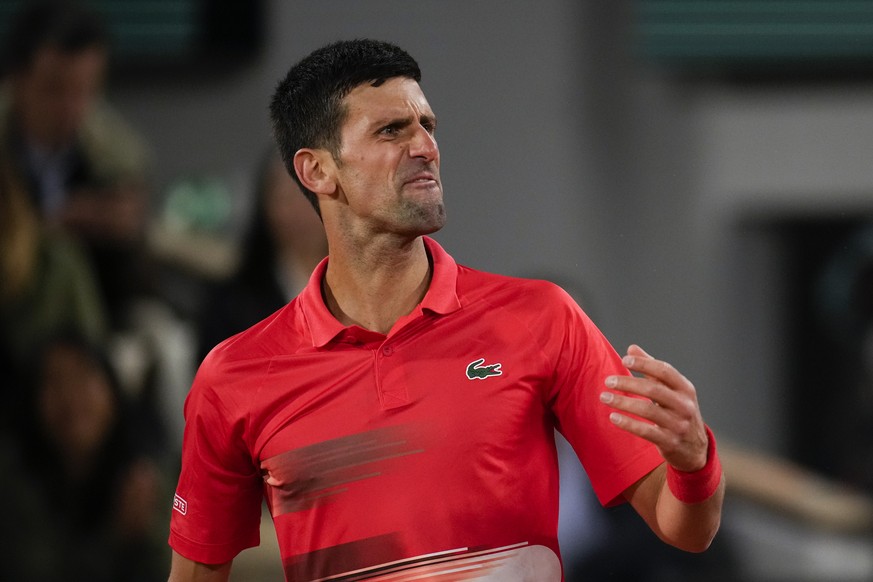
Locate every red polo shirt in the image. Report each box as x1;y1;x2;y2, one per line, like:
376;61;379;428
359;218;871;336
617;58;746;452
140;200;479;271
169;237;663;581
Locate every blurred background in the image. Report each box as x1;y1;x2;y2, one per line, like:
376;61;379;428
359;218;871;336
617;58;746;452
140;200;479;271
2;0;873;580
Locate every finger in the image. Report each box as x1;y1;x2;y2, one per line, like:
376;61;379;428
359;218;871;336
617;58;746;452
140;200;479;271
627;344;651;359
604;374;677;408
600;389;671;425
604;374;703;441
622;351;694;397
609;409;706;471
607;409;666;447
601;383;692;440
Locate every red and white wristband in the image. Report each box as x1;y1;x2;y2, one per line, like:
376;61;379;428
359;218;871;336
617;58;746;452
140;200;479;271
666;425;723;504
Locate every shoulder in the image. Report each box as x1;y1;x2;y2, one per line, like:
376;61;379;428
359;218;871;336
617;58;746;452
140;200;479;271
456;265;578;313
186;301;309;441
453;266;601;351
198;299;305;377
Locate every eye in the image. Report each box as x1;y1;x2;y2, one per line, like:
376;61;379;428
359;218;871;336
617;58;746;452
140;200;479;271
379;124;401;136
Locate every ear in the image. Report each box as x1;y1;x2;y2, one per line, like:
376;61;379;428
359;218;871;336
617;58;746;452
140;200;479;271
293;148;337;197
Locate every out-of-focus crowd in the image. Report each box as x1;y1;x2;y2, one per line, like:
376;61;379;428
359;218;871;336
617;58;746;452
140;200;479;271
0;1;327;580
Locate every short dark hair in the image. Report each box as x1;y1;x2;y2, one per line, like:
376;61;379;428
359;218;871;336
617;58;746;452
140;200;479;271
269;39;421;214
3;0;109;76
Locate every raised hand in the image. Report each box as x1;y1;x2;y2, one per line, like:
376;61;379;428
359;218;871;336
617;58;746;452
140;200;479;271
600;344;708;473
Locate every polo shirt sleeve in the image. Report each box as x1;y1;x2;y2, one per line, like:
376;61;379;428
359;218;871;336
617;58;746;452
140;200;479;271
168;353;263;564
542;285;664;507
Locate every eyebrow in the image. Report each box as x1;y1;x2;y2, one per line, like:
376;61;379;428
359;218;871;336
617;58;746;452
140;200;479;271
371;112;436;132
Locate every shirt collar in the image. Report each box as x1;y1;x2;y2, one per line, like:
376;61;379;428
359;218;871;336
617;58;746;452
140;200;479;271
301;236;462;348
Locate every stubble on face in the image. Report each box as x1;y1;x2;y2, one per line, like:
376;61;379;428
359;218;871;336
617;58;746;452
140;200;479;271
392;164;446;236
333;78;447;238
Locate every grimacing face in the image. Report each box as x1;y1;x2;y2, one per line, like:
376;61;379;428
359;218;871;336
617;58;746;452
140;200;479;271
329;77;445;237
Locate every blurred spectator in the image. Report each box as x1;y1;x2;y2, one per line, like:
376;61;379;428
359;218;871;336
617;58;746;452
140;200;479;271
196;148;328;361
1;0;199;461
0;0;153;329
0;154;107;434
0;331;169;581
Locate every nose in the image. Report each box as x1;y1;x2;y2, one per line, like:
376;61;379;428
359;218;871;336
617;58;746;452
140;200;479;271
409;124;438;162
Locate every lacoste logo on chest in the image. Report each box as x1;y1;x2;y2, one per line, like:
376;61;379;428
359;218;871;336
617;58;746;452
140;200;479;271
466;358;503;380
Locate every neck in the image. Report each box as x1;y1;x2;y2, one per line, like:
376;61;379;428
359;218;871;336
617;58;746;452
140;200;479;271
322;236;431;334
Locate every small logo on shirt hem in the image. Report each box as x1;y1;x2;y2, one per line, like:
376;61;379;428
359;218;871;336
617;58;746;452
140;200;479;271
466;358;503;380
173;493;188;515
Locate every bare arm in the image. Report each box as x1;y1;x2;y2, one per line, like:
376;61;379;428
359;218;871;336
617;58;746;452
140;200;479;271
168;551;233;582
624;462;724;552
601;344;725;552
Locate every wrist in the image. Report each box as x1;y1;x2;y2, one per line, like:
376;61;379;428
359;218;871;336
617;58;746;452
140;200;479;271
666;425;722;504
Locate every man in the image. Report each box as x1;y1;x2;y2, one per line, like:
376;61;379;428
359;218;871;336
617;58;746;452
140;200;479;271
168;39;724;581
0;0;150;325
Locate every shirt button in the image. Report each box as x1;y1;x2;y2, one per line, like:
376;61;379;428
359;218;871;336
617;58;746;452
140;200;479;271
382;345;394;356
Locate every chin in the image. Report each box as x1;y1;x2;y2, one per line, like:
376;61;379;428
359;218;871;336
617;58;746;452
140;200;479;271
418;206;447;235
395;201;446;235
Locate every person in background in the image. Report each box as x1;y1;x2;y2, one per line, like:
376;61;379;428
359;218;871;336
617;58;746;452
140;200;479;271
0;0;153;328
0;154;107;435
0;167;80;574
1;0;196;462
1;331;168;581
197;148;328;363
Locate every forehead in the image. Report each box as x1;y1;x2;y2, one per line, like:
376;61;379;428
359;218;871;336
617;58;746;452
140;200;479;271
342;77;434;126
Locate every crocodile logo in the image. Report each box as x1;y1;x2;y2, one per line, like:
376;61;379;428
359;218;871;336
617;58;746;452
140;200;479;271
466;358;503;380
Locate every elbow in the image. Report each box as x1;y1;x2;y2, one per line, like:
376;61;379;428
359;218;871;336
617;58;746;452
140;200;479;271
668;516;722;553
680;536;716;554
